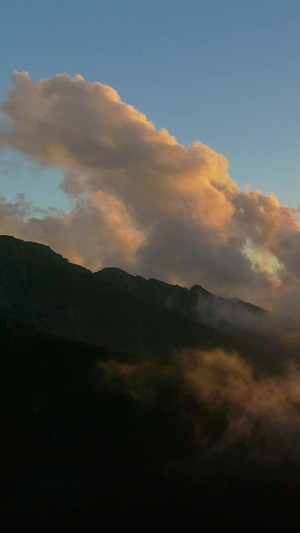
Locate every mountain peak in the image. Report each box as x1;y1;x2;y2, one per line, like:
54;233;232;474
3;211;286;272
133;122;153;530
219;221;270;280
0;234;68;264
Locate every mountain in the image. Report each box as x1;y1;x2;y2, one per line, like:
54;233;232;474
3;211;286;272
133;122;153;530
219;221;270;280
97;265;264;317
97;267;300;361
0;235;283;373
2;235;300;529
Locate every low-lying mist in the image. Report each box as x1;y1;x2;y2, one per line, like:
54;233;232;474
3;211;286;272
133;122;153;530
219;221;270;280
96;347;300;464
183;349;300;462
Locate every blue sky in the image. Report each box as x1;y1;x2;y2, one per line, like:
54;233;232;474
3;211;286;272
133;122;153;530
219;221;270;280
1;0;300;210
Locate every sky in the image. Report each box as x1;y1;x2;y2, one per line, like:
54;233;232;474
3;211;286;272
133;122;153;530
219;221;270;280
1;0;300;208
1;0;300;314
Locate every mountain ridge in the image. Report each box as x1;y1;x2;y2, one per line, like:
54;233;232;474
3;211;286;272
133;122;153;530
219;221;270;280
0;234;282;374
96;265;297;362
97;265;266;314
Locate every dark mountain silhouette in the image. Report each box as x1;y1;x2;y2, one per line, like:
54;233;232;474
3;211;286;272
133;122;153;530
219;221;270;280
0;234;282;373
97;265;264;316
2;235;300;530
97;266;300;361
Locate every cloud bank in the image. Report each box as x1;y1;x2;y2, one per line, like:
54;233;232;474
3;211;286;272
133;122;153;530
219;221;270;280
1;72;300;311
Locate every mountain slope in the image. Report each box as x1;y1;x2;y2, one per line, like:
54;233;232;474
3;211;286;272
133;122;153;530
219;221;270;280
97;266;300;361
2;236;300;529
0;235;282;373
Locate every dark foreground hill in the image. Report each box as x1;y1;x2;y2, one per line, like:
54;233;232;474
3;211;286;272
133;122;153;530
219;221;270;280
2;315;300;531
